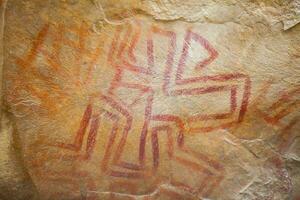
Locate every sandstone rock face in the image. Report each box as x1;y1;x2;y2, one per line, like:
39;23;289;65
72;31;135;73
0;0;299;200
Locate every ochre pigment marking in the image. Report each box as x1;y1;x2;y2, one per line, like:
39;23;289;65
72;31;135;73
18;20;257;198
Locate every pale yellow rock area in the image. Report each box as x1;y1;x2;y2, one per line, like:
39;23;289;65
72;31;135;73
0;0;299;199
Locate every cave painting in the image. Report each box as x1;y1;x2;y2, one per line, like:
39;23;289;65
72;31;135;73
15;19;252;198
253;83;300;153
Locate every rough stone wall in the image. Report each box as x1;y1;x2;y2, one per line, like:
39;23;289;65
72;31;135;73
0;0;299;199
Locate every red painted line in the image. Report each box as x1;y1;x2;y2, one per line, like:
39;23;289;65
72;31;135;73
175;29;218;84
122;60;152;74
72;104;93;150
117;162;144;171
25;24;50;66
176;73;248;85
151;115;184;130
128;90;148;108
170;180;195;194
114;81;152;108
151;114;185;146
187;85;237;122
139;93;154;165
175;28;191;83
175;73;251;123
108;22;152;75
101;111;119;171
151;126;174;172
85;114;101;159
103;110;120;121
52;104;92;151
100;95;133;165
188;113;232;122
189;122;235;133
151;129;159;170
147;26;177;95
191;30;218;70
120;82;151;92
238;75;251;122
108;67;123;95
230;86;237;112
120;22;152;75
110;171;144;179
171;85;229;96
146;37;154;74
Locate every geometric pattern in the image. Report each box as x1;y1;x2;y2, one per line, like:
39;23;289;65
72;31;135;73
15;19;253;198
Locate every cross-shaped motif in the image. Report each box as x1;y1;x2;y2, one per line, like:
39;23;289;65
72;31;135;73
15;19;252;198
50;19;251;196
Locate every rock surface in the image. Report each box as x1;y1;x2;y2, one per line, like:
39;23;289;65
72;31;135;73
0;0;299;199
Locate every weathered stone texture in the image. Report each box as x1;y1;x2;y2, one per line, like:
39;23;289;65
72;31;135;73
0;0;299;199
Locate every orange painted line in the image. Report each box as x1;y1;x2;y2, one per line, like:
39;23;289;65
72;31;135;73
44;23;64;72
74;23;88;83
174;156;213;176
271;101;300;122
128;21;141;62
117;25;132;58
107;26;123;65
269;87;300;111
181;146;224;171
21;23;50;66
39;49;61;71
189;122;235;133
261;101;300;125
52;104;92;151
84;39;104;84
257;87;300;125
8;72;66;113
